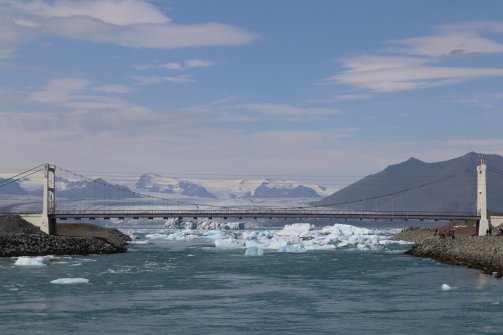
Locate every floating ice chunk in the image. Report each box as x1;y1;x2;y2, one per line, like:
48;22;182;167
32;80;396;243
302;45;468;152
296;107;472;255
166;232;185;240
278;243;305;253
165;218;185;229
245;245;264;256
15;256;52;267
206;230;225;239
128;240;151;245
337;241;351;248
165;218;245;230
50;278;89;285
215;238;245;249
304;243;335;251
441;283;454;291
145;233;169;240
277;223;313;237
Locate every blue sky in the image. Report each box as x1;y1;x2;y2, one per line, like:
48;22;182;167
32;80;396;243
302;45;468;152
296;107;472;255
1;0;503;180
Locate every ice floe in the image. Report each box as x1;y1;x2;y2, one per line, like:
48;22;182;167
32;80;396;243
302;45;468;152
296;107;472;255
441;283;454;291
215;223;392;254
50;278;89;285
165;218;244;230
128;240;151;245
14;256;53;267
145;220;404;255
245;245;264;256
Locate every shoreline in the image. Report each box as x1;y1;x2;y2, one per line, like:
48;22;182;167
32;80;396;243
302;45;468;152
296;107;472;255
0;216;130;257
393;226;503;278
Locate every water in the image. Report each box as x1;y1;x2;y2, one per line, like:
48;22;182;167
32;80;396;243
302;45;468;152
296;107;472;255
1;223;502;334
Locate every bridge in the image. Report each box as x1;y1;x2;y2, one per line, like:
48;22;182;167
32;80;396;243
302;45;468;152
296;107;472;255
1;158;501;236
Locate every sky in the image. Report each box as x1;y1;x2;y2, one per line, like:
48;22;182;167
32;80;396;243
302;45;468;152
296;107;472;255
1;0;503;182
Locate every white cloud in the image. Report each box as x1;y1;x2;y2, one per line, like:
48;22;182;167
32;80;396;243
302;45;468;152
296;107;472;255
29;78;92;103
131;75;194;85
0;0;257;57
96;84;132;94
241;103;340;118
3;79;503;177
186;59;215;68
10;0;171;26
331;55;503;92
163;62;183;70
135;59;216;71
329;21;503;92
390;33;503;58
310;93;373;104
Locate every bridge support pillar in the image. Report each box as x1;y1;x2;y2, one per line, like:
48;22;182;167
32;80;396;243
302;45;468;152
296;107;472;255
22;164;56;235
477;157;489;236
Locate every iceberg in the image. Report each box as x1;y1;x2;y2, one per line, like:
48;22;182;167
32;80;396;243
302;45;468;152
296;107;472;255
50;278;89;285
245;245;264;256
165;218;245;230
145;233;169;240
214;238;245;249
139;221;399;254
276;223;313;237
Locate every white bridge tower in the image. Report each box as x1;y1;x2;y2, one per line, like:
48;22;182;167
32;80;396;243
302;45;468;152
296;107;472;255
21;164;57;235
477;156;489;236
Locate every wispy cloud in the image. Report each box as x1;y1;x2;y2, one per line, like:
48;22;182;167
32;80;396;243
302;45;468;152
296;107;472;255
29;78;92;104
330;55;503;92
393;21;503;57
186;59;215;68
96;84;132;94
131;75;194;85
0;0;257;58
240;103;340;119
134;59;216;71
328;21;503;92
310;93;373;104
163;62;184;70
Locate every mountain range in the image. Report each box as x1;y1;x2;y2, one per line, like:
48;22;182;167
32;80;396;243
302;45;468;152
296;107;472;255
315;152;503;213
3;152;503;212
134;174;329;199
1;174;332;199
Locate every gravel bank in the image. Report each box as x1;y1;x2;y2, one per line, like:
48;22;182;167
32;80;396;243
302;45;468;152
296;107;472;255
0;216;130;257
394;225;503;278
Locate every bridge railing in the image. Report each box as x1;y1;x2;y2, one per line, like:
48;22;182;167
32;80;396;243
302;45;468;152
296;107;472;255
50;209;479;221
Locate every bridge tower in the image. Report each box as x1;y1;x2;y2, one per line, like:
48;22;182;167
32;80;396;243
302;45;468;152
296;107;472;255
41;164;57;235
477;156;489;236
21;164;57;235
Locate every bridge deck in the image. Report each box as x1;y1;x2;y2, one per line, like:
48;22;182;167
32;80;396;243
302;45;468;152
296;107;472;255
51;210;479;222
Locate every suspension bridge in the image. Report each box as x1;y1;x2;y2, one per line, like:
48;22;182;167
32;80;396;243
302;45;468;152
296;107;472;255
0;159;502;236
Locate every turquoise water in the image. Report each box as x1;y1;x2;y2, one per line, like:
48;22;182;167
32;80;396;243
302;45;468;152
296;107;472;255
1;225;502;335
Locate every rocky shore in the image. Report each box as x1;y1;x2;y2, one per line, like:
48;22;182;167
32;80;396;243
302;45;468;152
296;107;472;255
0;216;130;257
394;224;503;278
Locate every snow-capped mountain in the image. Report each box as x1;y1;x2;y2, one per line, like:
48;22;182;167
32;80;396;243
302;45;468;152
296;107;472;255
134;174;332;199
136;174;216;198
54;176;133;198
2;173;333;200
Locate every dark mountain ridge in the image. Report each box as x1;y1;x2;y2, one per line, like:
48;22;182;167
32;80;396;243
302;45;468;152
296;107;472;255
315;152;503;213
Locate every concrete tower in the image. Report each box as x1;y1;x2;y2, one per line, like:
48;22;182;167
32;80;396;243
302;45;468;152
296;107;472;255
477;156;489;236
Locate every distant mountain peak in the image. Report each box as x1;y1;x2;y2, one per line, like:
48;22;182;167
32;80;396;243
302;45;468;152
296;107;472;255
316;152;503;212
